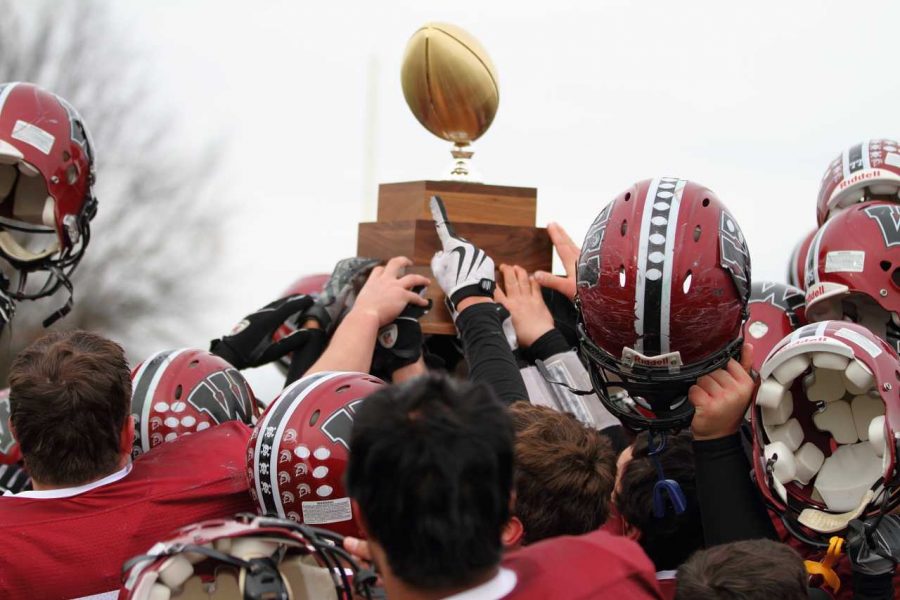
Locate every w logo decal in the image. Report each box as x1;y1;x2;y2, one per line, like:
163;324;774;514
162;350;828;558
865;204;900;248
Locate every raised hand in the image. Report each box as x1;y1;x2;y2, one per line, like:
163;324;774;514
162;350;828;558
429;195;496;309
353;257;430;328
688;343;755;440
494;264;554;348
534;222;580;301
210;294;315;369
305;256;381;333
371;285;431;380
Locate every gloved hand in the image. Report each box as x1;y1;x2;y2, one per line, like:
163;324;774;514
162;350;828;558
305;257;381;333
847;515;900;576
210;294;315;370
430;195;495;310
370;286;431;380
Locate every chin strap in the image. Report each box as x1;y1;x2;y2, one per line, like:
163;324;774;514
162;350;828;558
804;536;844;594
40;265;74;327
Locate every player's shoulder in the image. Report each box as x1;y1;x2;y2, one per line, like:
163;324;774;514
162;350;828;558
502;530;662;599
134;420;251;469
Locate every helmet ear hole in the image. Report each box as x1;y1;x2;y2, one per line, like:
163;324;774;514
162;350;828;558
174;385;182;400
693;225;701;242
309;409;320;427
620;219;627;236
682;271;693;295
618;265;626;288
892;267;900;288
881;261;892;272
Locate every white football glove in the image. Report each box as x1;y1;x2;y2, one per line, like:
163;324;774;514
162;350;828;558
430;195;496;310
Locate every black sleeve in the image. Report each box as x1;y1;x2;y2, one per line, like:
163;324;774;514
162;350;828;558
284;329;329;386
526;328;571;362
693;433;777;546
455;303;528;405
851;572;894;600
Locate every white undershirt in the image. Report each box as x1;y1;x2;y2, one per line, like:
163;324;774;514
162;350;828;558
442;568;518;600
656;569;677;581
2;463;132;498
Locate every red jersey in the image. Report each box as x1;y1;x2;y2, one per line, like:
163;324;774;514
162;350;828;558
502;528;663;599
656;572;677;600
0;421;254;600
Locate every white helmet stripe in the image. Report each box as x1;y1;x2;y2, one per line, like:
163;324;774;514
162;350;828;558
633;178;662;353
0;82;19;123
805;216;834;289
659;179;687;354
252;371;343;517
131;349;188;453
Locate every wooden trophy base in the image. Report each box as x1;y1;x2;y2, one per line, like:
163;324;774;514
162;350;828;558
358;180;551;335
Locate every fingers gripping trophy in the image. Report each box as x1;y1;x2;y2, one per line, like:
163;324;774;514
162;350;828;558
357;23;552;334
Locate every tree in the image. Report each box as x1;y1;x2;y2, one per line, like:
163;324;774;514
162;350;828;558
0;0;226;380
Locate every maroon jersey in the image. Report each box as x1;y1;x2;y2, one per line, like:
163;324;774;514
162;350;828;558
0;421;254;600
502;528;663;599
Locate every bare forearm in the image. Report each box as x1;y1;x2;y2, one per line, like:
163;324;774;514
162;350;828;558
392;356;427;383
306;309;380;374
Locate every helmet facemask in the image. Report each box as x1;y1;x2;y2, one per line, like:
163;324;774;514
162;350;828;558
577;319;743;431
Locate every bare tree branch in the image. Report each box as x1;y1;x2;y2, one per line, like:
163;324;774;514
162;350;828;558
0;0;228;381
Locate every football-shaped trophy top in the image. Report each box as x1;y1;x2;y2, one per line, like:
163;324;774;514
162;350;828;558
401;23;499;147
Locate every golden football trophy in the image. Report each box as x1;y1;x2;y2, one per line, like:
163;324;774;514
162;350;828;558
358;23;551;334
400;23;499;181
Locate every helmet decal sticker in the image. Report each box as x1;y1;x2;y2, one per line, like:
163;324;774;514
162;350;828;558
750;281;806;328
719;208;751;302
186;369;252;425
576;201;611;289
864;204;900;248
321;399;363;450
843;141;870;179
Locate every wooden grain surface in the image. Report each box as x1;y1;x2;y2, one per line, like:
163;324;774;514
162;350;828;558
377;181;537;227
358;221;551;271
358;220;552;335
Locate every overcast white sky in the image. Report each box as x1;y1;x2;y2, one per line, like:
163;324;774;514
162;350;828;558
113;0;900;397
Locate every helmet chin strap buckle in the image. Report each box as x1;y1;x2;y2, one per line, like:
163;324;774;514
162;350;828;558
243;556;290;600
648;431;687;518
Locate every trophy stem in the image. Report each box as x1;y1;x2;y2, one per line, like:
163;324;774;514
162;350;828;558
445;142;481;182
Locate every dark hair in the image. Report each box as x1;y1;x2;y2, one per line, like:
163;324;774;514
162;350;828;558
675;539;807;600
9;330;131;486
616;430;703;570
346;373;514;591
509;402;615;544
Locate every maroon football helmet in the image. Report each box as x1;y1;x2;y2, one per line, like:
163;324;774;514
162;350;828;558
0;388;20;465
743;281;806;373
787;229;816;290
247;371;384;537
0;82;97;313
130;349;257;458
120;514;375;599
805;201;900;353
817;139;900;226
576;177;751;430
272;273;329;373
751;321;900;541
